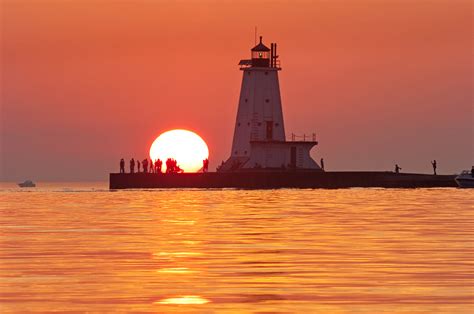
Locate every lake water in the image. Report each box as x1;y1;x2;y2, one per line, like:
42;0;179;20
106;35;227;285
1;183;473;312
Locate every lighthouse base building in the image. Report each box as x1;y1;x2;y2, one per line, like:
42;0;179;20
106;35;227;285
218;37;322;172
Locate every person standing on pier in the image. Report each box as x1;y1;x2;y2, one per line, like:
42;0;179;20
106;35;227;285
137;159;141;173
431;160;437;175
130;158;135;173
120;158;125;173
395;164;402;174
142;159;148;173
320;158;325;171
157;159;162;173
202;158;209;172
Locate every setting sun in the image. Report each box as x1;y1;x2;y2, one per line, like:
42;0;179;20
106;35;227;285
149;129;209;173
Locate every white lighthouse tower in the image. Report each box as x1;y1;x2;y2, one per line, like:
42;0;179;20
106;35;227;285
219;37;321;172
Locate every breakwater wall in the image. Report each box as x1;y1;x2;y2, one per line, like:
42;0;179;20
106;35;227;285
109;171;456;189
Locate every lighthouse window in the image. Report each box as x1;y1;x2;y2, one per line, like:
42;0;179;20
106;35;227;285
234;150;238;155
265;99;270;103
244;98;248;102
275;123;279;127
237;122;241;127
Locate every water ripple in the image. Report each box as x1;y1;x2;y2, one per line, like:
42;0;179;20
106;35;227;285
0;184;473;312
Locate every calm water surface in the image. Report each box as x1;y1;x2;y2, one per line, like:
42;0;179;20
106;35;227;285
0;182;473;313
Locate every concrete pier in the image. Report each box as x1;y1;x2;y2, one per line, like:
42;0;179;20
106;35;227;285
109;171;456;189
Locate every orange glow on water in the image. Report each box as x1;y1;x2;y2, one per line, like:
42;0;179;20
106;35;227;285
149;129;209;173
156;295;210;305
1;186;473;312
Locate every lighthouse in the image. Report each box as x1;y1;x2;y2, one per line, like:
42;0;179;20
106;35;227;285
110;37;457;188
219;37;322;172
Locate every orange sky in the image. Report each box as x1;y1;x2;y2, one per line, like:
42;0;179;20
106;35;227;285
1;0;472;180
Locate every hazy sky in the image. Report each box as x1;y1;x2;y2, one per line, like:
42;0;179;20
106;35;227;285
1;0;472;181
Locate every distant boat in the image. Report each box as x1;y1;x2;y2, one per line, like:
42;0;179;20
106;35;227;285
18;180;36;188
455;170;474;188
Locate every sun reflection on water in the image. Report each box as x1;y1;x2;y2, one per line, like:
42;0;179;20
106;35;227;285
156;267;196;274
155;295;210;305
153;252;202;257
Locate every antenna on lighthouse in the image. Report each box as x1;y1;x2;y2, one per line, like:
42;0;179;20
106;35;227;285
254;26;257;45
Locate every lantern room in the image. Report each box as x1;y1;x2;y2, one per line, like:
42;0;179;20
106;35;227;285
251;36;270;67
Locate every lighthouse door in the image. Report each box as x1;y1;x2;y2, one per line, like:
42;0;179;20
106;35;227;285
290;146;296;168
266;121;273;140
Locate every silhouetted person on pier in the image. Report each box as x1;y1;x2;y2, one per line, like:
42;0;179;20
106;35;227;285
149;159;153;173
130;158;135;173
137;160;141;173
165;158;183;173
142;159;148;173
120;158;125;173
320;158;325;171
431;160;437;175
203;158;209;172
166;158;172;173
395;164;402;174
172;159;177;173
471;166;474;178
156;159;162;173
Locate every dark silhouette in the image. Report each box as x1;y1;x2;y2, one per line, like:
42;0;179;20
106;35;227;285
166;158;183;173
395;164;402;174
155;159;162;173
320;158;325;171
130;158;135;173
120;158;125;173
431;160;437;175
149;159;154;173
471;166;474;178
137;160;141;173
142;159;148;173
166;158;172;173
202;158;209;172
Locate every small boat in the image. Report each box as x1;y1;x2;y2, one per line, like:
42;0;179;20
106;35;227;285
18;180;36;188
455;170;474;188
